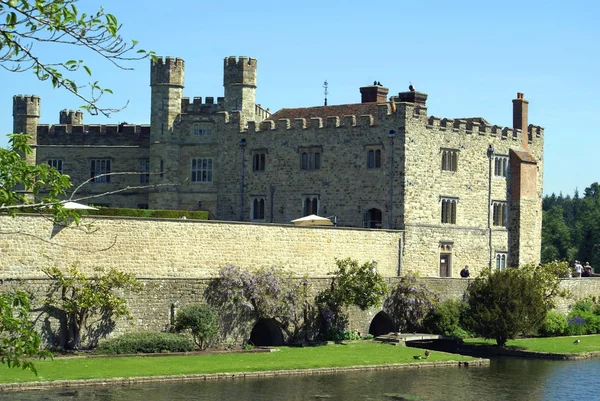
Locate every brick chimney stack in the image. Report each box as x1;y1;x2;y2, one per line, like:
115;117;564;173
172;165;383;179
360;83;389;103
512;92;529;150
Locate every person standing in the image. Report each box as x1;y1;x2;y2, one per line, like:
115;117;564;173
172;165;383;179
575;261;583;278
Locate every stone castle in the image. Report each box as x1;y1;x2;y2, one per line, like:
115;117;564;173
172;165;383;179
12;55;544;275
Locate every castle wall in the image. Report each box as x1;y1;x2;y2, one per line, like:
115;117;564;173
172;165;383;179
36;144;150;208
0;215;402;279
216;104;406;228
2;275;595;346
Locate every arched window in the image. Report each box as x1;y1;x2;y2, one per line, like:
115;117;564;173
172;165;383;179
252;198;265;221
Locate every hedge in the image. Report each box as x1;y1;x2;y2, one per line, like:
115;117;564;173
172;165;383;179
81;207;209;220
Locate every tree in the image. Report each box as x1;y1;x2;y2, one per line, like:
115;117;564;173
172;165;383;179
384;273;439;332
0;291;51;373
207;266;310;343
43;266;142;350
316;258;388;337
1;0;153;116
463;266;561;346
174;304;218;350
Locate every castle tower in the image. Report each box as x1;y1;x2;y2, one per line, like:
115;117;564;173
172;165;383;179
59;109;84;125
13;95;41;166
223;56;256;126
149;56;185;209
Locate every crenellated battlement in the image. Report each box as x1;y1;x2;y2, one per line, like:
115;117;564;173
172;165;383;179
151;56;185;87
424;115;544;143
13;94;40;116
223;56;257;87
181;96;225;114
36;123;150;146
245;114;377;134
59;109;84;125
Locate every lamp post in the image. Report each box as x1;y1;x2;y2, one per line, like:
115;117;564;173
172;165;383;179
239;138;247;221
388;129;397;229
487;144;494;268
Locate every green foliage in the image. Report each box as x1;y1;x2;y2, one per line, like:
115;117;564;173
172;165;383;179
0;291;51;374
538;310;568;337
522;261;572;309
43;266;142;350
207;266;310;343
174;304;218;350
322;329;364;342
384;273;439;332
565;298;600;335
542;183;600;268
95;332;193;355
464;267;548;346
316;259;388;337
423;299;470;339
0;0;154;115
82;207;209;220
0;134;78;223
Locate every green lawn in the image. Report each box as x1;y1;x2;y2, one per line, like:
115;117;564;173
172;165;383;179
1;342;475;384
465;334;600;354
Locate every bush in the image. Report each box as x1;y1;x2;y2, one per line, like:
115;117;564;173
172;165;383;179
566;310;600;335
538;310;568;337
82;207;209;220
174;304;218;349
423;299;470;339
322;330;362;342
464;268;547;346
384;273;439;332
95;332;194;354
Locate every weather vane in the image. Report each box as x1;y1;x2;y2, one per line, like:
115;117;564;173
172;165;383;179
323;80;328;106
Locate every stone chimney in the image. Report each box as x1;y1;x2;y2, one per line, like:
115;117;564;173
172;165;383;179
395;90;428;106
360;83;389;103
512;92;529;150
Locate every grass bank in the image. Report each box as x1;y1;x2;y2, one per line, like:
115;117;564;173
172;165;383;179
1;342;476;384
464;334;600;354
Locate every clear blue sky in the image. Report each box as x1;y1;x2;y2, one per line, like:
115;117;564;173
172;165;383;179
1;0;597;196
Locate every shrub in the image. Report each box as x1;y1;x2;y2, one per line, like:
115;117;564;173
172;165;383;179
316;259;388;339
464;267;547;346
174;304;218;350
384;273;439;332
96;332;194;354
566;310;600;335
423;299;470;339
322;330;362;342
83;207;209;220
538;310;568;337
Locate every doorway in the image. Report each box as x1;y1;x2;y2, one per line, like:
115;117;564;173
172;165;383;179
440;253;452;277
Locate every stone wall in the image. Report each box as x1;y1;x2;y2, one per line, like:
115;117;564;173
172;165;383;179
0;215;401;279
2;274;596;347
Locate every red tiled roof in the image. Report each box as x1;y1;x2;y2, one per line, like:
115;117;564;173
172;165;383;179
268;102;385;123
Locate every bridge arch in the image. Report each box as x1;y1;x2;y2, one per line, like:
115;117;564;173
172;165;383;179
368;311;395;337
249;318;284;346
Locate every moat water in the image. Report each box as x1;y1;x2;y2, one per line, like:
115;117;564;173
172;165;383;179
2;358;599;401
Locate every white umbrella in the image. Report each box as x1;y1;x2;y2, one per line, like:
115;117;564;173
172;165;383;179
61;201;98;210
291;214;333;226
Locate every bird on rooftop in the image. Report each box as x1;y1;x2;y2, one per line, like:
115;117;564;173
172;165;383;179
574;339;581;344
424;350;431;358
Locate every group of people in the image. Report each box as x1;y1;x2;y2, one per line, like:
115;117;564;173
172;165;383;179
573;261;594;278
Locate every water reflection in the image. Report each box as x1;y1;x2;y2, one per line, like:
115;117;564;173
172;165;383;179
2;358;599;401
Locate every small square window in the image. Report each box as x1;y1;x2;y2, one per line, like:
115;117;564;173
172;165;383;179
441;149;458;172
190;158;213;183
90;159;111;183
253;153;266;171
495;252;508;270
494;156;509;177
492;201;507;226
441;197;457;224
48;159;63;174
367;149;382;168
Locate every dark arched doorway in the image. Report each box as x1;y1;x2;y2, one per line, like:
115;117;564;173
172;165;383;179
364;208;383;228
249;318;284;346
369;311;395;337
